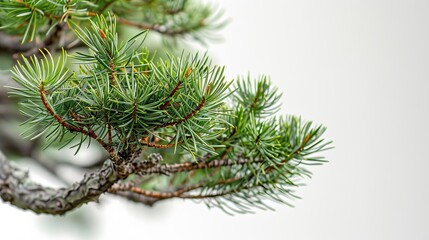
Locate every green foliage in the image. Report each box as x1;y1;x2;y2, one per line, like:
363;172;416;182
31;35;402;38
9;15;232;156
6;11;331;214
234;75;282;118
9;49;71;142
0;0;95;43
0;0;222;44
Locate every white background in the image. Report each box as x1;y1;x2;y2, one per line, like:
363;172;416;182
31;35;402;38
1;1;429;239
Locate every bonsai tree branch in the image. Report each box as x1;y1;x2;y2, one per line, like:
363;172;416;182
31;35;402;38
0;151;119;215
1;10;331;215
0;151;167;215
0;150;262;214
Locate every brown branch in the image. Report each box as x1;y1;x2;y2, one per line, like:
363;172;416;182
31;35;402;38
99;0;117;13
108;61;117;85
110;177;238;202
39;83;117;161
140;142;177;149
110;182;205;199
0;151;120;215
138;156;262;176
116;17;190;37
220;146;231;160
0;145;269;214
160;80;182;110
0;151;168;214
67;110;104;145
138;134;181;149
109;191;159;206
1;145;227;214
160;97;205;128
265;133;311;174
159;68;192;110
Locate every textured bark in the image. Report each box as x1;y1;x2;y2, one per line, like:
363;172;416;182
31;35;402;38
0;152;119;215
0;149;258;214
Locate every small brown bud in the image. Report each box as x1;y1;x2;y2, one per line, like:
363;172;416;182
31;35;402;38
185;67;192;78
99;29;107;39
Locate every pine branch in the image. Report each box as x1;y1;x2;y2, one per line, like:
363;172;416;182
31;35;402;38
116;17;194;37
0;151;119;215
110;191;160;206
110;182;206;199
137;157;262;175
1;11;332;215
0;150;260;214
0;151;169;214
159;96;206;128
109;177;238;202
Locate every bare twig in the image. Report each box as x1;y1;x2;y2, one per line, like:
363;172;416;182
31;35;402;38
116;17;190;37
110;191;160;206
138;156;262;175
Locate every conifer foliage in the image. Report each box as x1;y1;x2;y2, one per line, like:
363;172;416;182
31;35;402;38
0;0;331;215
